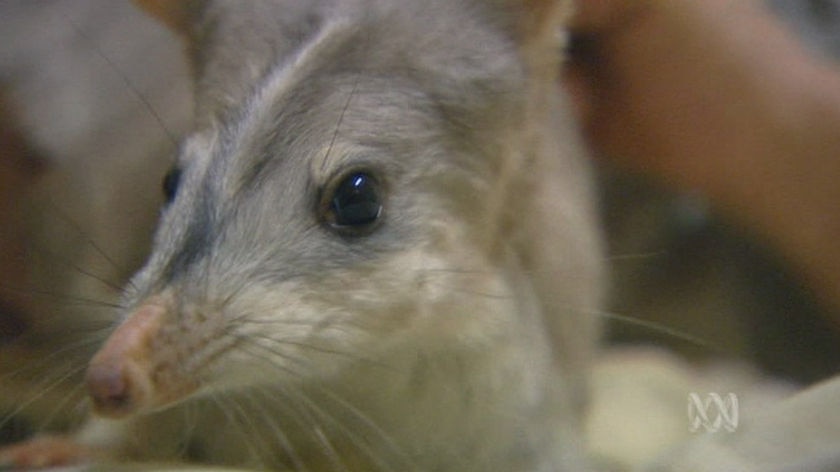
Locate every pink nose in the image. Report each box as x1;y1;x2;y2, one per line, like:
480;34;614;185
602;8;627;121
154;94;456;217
85;301;166;418
86;362;132;414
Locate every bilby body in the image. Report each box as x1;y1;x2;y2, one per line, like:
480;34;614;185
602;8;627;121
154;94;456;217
4;0;604;470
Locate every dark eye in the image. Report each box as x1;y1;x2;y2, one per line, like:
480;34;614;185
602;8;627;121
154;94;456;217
326;172;383;231
162;166;182;204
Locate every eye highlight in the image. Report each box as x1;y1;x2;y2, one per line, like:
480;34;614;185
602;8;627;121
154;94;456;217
162;166;182;204
324;171;383;232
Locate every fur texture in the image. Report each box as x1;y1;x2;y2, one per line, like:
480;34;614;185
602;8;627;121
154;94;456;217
45;1;604;470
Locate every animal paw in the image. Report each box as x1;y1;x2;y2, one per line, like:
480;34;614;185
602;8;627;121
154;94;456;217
0;435;95;469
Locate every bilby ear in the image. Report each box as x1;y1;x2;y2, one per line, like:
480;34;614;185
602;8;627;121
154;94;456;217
489;0;575;73
133;0;202;35
487;0;574;45
493;0;601;412
515;0;575;40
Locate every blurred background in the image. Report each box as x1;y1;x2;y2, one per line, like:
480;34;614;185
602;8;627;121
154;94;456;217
0;0;838;448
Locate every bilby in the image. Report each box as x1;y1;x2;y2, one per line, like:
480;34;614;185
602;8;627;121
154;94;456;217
1;0;604;470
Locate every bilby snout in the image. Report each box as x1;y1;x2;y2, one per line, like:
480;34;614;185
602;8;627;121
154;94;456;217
86;298;195;418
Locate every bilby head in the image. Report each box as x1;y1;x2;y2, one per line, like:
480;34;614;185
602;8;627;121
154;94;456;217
87;0;603;469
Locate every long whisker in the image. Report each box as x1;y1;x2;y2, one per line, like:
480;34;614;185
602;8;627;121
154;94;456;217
320;73;362;173
416;266;719;352
238;343;360;472
206;394;263;466
225;307;376;351
33;381;87;433
231;335;316;375
0;362;88;432
240;386;309;472
411;268;514;300
607;250;669;262
27;237;126;294
45;206;137;292
55;11;179;147
0;336;101;384
304;385;412;472
237;336;414;471
270;386;352;472
243;333;396;373
0;286;122;309
228;395;278;469
174;398;199;460
211;346;336;471
592;309;722;353
236;342;396;472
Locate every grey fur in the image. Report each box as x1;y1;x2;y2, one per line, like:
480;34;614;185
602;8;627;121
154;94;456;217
7;1;604;470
